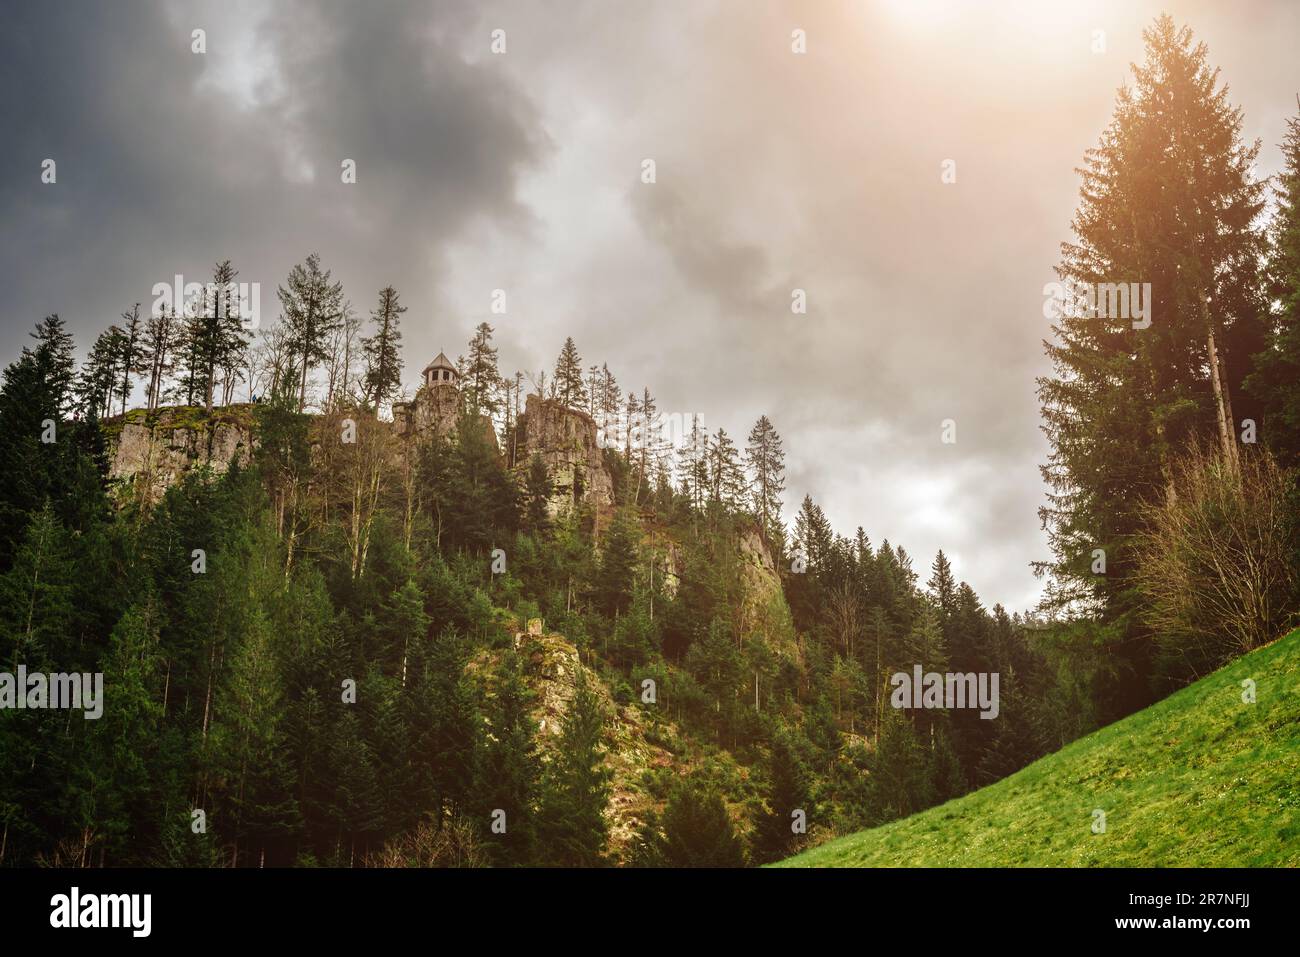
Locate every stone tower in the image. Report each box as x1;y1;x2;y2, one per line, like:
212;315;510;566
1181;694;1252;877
393;350;463;439
422;351;458;389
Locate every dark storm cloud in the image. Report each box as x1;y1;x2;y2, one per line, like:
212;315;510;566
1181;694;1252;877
255;0;544;253
0;0;543;353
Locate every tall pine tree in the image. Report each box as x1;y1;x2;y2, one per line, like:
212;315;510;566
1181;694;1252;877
362;286;405;411
552;337;587;411
277;253;345;412
1037;15;1267;707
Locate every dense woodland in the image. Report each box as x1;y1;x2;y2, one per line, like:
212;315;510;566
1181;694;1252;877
1;16;1298;867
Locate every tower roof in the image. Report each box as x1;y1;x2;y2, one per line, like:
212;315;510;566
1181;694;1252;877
422;351;456;375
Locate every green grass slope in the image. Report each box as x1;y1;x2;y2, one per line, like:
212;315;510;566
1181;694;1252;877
779;628;1300;867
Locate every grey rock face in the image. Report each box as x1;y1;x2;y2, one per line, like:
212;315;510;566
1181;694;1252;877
107;411;254;505
513;393;614;514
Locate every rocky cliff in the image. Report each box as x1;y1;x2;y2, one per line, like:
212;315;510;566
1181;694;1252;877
737;524;800;659
104;390;614;519
393;382;501;454
511;393;615;514
105;406;256;506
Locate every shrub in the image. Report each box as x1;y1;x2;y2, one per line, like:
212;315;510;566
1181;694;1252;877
1134;442;1299;680
365;815;487;868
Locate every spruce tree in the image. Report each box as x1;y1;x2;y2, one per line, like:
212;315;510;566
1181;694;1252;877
599;364;620;424
792;495;833;570
755;727;810;862
141;308;179;410
975;670;1042;784
117;303;143;416
442;413;519;553
661;781;746;867
1247;100;1300;468
745;414;785;544
522;453;552;536
552;337;587;411
77;326;127;419
595;507;638;617
0;504;78;668
277;253;345;412
78;602;164;862
538;669;611;866
926;550;957;621
362;286;405;411
585;364;601;418
198;260;250;412
463;322;501;417
623;390;641;462
0;317;78;568
707;427;746;513
416;627;483;828
480;650;541;865
635;387;664;498
868;707;933;824
677;414;709;517
173;261;251;413
1037;16;1267;699
324;709;383;864
34;315;78;414
902;607;949;741
928;725;966;803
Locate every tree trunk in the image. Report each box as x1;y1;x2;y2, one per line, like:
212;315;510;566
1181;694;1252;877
1218;344;1241;473
1201;290;1239;475
298;339;309;412
201;641;216;741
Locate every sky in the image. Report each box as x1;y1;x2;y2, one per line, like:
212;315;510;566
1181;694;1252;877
2;0;1298;613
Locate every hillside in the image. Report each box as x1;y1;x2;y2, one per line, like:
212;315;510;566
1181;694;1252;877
473;614;757;861
778;627;1300;867
7;310;1296;869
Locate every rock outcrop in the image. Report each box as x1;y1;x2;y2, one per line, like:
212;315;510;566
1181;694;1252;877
393;382;499;452
737;524;800;660
105;406;255;505
511;393;614;514
392;382;460;440
495;617;680;861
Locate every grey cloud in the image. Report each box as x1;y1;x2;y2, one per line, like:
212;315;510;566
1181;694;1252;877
4;0;1300;612
1;0;545;359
